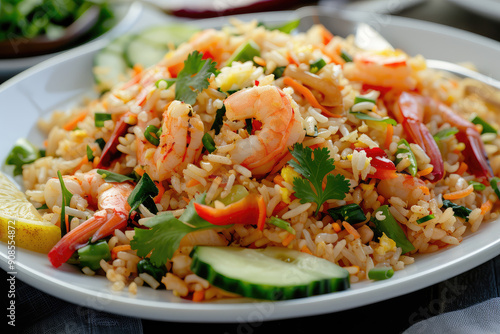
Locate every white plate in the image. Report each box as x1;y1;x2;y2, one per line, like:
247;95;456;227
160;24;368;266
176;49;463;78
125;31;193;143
447;0;500;22
1;6;500;323
0;2;144;80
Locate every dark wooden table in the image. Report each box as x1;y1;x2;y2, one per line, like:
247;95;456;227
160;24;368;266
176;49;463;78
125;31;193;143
3;1;499;333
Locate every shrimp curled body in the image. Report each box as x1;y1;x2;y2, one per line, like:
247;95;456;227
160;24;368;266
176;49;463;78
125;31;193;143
223;85;305;176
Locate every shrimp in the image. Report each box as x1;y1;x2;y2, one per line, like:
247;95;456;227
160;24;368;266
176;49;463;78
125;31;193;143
343;50;416;91
46;170;133;268
392;91;493;182
377;173;430;207
223;85;305;175
136;101;204;182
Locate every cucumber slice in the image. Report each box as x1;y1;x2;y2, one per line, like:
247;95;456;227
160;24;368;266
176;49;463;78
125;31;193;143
125;36;169;68
93;50;129;92
190;246;350;300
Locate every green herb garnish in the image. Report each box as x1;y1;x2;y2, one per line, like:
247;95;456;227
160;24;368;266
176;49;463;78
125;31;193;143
441;200;472;221
4;138;43;176
175;51;217;105
94;112;112;127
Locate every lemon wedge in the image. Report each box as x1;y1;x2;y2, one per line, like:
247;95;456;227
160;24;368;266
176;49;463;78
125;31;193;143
0;171;60;253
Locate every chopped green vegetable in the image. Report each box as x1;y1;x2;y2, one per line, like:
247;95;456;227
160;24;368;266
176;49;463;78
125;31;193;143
86;145;94;162
433;127;459;141
95;138;106;150
272;66;286;78
490;177;500;200
57;170;73;236
340;51;353;63
175;51;217;105
469;180;486;191
416;213;435;224
127;172;158;216
327;204;366;224
368;266;394;280
350;112;397;125
225;40;261;66
77;240;111;271
354;96;376;105
144;125;161;146
130;193;217;267
211;105;226;135
155;78;176;89
269;216;295;234
371;205;415;254
137;258;167;283
4;138;43;176
394;139;418;176
94;112;112;127
471;115;497;134
96;169;136;183
288;143;350;216
245;118;253;135
442;200;472;221
259;19;301;34
309;58;326;74
215;184;249;206
202;133;216;153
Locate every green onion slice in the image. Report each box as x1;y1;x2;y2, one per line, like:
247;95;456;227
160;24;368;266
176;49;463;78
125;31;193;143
416;213;435;224
350;112;397;125
94;112;112;127
471;115;497;134
469;180;486;191
309;58;326;74
368;267;394;280
327;203;366;224
269;216;295;235
86;145;94;162
202;133;216;153
144;125;161;146
155;78;176;89
340;50;353;63
96;169;136;183
354;96;377;105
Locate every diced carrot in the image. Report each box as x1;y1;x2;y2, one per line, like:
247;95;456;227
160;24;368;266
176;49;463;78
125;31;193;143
377;195;385;204
134;165;145;176
273;174;284;186
300;245;312;254
385;123;394;149
342;221;360;239
282;76;342;118
455;162;468;175
320;25;334;45
63;111;88;131
282;233;295;247
480;200;493;215
111;244;131;259
186;178;201;188
443;184;474;200
192;290;205;302
272;201;288;216
332;222;342;233
154;181;165;204
418;185;430;196
417;167;433;177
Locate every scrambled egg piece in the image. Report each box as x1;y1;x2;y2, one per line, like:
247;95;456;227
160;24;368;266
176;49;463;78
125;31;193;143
375;233;397;255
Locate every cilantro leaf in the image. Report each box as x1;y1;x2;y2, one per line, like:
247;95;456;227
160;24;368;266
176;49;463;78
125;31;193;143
127;173;158;216
130;193;217;267
175;51;217;105
288;143;350;215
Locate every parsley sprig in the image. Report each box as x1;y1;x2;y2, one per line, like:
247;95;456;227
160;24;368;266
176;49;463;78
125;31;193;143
174;51;217;105
288;143;350;215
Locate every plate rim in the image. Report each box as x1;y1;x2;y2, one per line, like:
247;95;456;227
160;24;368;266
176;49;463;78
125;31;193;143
1;6;500;323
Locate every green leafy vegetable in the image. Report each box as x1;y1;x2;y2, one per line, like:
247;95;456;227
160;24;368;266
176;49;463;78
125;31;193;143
127;172;158;216
327;203;366;224
57;170;73;236
350;112;397;125
175;51;217;105
442;200;472;221
77;240;111;271
371;205;415;254
394;139;418;176
210;105;226;135
272;66;286;79
288;143;350;215
4;138;43;176
95;138;106;150
130;193;216;266
86;145;94;162
137;258;167;282
259;19;301;34
433;127;459;141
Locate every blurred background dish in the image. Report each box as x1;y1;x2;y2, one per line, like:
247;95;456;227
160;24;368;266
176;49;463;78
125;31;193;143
446;0;500;22
0;0;143;82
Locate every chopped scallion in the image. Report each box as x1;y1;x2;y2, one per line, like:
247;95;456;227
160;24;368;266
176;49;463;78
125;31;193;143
94;112;112;127
471;115;497;134
469;180;486;191
416;213;435;224
272;66;286;78
368;266;394;280
354;96;377;105
155;78;176;89
490;177;500;200
202;133;216;153
269;216;295;234
309;58;326;74
144;125;161;146
86;145;94;162
350;112;397;125
327;203;366;224
441;200;472;221
395;139;417;176
340;50;353;63
96;169;136;183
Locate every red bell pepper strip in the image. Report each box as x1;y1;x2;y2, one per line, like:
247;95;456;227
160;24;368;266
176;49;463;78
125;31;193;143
355;147;397;180
96;112;134;168
194;193;267;231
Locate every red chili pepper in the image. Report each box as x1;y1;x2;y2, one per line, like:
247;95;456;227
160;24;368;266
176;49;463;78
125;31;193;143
194;193;267;231
355;147;397;180
96;112;133;168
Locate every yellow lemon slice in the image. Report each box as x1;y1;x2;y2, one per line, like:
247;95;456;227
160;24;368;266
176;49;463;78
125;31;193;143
0;171;60;253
